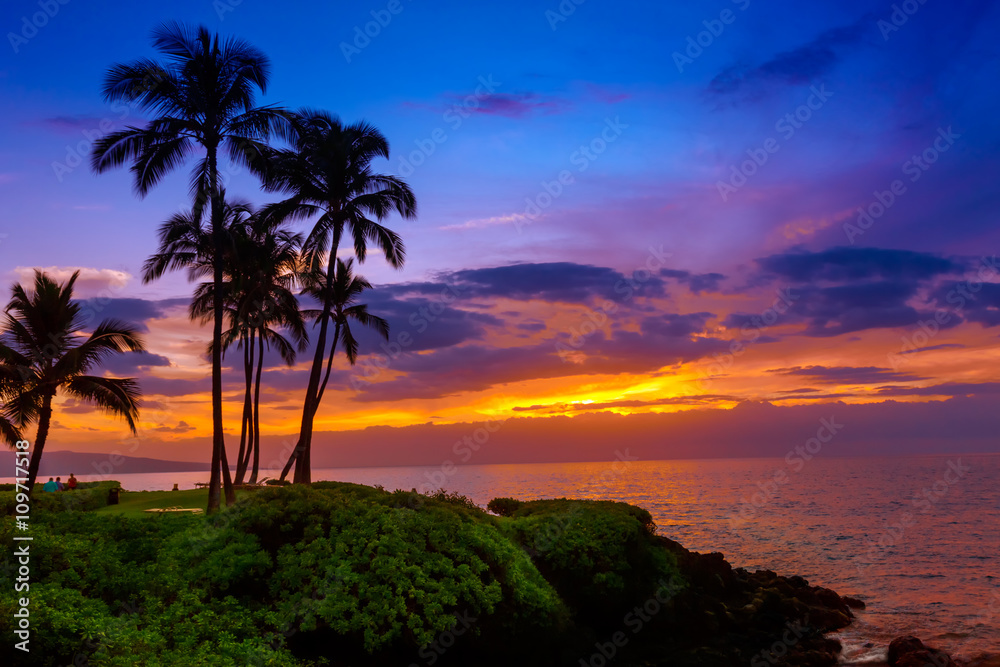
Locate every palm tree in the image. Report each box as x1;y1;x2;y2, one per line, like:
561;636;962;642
0;271;143;494
279;258;388;481
262;111;416;483
91;22;282;513
191;213;306;484
142;198;255;503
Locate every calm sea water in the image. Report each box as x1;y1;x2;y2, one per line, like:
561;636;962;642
19;454;1000;663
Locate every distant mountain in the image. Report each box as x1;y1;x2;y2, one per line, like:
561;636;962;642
36;451;211;476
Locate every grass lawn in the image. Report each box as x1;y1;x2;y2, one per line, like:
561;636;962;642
93;488;249;517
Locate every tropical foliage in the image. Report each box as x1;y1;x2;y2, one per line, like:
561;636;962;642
0;271;144;493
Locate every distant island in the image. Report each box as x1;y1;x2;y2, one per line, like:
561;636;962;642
33;451;210;476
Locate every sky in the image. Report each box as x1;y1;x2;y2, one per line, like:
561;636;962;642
2;0;1000;465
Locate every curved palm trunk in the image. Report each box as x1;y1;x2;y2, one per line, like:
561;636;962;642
250;331;265;483
316;320;342;406
24;391;54;496
285;225;342;484
207;147;235;511
234;333;254;484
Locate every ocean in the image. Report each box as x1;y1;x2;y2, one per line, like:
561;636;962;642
20;453;1000;664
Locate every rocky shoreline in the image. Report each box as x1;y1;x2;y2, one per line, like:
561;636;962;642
635;536;998;667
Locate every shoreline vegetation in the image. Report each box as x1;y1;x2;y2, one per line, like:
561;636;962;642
5;479;992;667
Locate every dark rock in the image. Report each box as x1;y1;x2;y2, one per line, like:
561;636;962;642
843;596;866;610
888;635;959;667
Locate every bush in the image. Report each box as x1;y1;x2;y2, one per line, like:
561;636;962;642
0;482;686;666
487;497;523;517
0;480;120;515
502;499;680;628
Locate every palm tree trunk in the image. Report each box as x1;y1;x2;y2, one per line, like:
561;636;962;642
287;310;328;484
221;431;235;501
315;321;342;406
291;226;343;484
250;331;265;484
207;148;226;513
234;333;253;484
24;391;54;497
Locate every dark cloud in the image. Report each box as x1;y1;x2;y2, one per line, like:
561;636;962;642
639;312;715;338
660;269;726;294
76;298;169;333
875;382;1000;397
710;19;870;95
100;351;171;376
787;282;955;337
898;343;966;355
439;262;666;304
768;365;926;384
931;281;1000;327
405;91;571;118
460;92;570;117
755;247;963;283
152;420;196;434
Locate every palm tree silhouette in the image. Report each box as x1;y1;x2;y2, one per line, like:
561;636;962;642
142;198;253;502
263;110;416;483
0;271;144;494
192;212;306;484
279;258;389;481
92;23;283;511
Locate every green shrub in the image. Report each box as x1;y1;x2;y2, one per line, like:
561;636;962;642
487;497;523;517
502;498;680;627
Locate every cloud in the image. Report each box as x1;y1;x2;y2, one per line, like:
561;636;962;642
898;343;966;355
445;92;570;117
710;19;870;95
28;115;112;133
100;351;172;375
152;420;196;434
440;262;666;304
438;213;530;231
755;247;963;283
660;269;726;294
932;281;1000;327
875;382;1000;397
352;307;724;402
76;298;169;333
768;365;926;384
12;266;131;298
